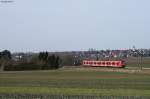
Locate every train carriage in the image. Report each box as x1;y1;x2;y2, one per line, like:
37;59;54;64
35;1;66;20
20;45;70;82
82;60;125;68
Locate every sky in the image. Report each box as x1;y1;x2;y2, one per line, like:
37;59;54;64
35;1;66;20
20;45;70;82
0;0;150;52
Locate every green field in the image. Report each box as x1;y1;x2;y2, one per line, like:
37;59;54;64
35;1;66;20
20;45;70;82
0;68;150;96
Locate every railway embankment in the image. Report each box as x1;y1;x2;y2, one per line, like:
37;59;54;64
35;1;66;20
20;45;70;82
61;66;150;74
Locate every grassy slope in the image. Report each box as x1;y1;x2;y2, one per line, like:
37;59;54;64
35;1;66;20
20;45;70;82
0;70;150;96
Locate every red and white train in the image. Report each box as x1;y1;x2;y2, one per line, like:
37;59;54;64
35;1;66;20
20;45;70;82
82;60;125;68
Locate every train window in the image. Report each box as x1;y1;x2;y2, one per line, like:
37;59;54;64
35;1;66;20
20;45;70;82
112;62;115;65
106;62;109;65
102;62;105;65
107;62;111;65
116;62;119;65
90;62;93;64
94;62;96;64
121;61;125;65
86;62;88;64
98;62;101;65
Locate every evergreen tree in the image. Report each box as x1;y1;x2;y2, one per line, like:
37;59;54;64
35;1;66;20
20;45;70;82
38;52;60;69
0;50;12;71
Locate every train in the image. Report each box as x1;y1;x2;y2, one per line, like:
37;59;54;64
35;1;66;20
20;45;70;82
82;60;125;68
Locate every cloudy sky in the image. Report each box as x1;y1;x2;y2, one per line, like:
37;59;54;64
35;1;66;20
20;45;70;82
0;0;150;52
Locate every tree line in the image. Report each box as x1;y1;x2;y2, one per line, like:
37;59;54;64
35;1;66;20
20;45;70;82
0;50;62;71
38;52;60;69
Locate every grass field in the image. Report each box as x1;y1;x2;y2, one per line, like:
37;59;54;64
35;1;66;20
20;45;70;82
0;68;150;96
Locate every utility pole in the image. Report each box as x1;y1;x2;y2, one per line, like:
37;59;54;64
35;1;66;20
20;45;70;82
138;50;143;70
140;55;142;70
